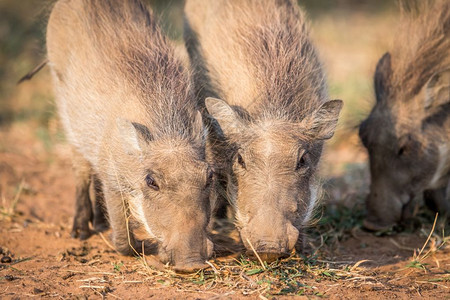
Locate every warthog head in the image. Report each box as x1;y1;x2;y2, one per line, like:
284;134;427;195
206;97;342;260
116;113;215;272
359;52;450;230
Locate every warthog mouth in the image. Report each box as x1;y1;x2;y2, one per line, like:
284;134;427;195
363;193;416;232
171;261;210;274
157;238;214;273
362;218;396;232
245;250;290;263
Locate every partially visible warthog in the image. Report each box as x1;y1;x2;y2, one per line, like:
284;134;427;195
47;0;214;272
359;0;450;230
184;0;343;260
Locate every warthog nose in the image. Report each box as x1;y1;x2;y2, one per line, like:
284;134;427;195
172;261;210;274
363;217;396;232
259;252;289;262
245;240;290;262
169;239;213;274
246;250;290;263
242;223;299;262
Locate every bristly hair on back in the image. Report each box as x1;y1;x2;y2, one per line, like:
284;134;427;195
235;0;327;121
186;0;328;123
390;0;450;99
81;0;199;140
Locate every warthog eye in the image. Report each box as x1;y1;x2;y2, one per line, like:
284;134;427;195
296;151;309;171
397;147;405;156
237;153;246;169
145;174;159;191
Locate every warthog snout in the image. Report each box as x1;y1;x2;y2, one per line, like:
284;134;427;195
158;236;214;273
171;247;212;273
242;222;299;262
363;186;411;231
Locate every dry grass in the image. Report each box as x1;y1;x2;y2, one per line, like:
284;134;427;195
405;214;449;272
132;252;367;297
107;203;449;297
0;179;24;220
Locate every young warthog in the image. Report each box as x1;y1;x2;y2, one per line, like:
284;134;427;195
184;0;343;260
47;0;214;272
359;0;450;230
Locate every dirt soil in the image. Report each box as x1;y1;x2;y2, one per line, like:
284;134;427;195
1;122;449;300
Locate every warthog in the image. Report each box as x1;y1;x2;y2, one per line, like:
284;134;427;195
359;0;450;230
184;0;343;260
47;0;214;272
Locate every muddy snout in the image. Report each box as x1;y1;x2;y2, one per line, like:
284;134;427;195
158;236;214;273
242;223;299;262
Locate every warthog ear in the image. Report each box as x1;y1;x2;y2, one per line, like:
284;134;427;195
374;52;392;103
304;99;343;140
116;118;152;153
424;68;450;109
205;97;243;137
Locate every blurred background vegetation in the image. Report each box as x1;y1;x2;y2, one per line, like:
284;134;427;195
0;0;398;175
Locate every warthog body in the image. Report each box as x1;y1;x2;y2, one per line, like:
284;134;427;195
184;0;342;259
47;0;213;272
359;0;450;230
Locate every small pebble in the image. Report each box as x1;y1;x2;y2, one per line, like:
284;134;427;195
1;256;12;263
5;275;16;281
